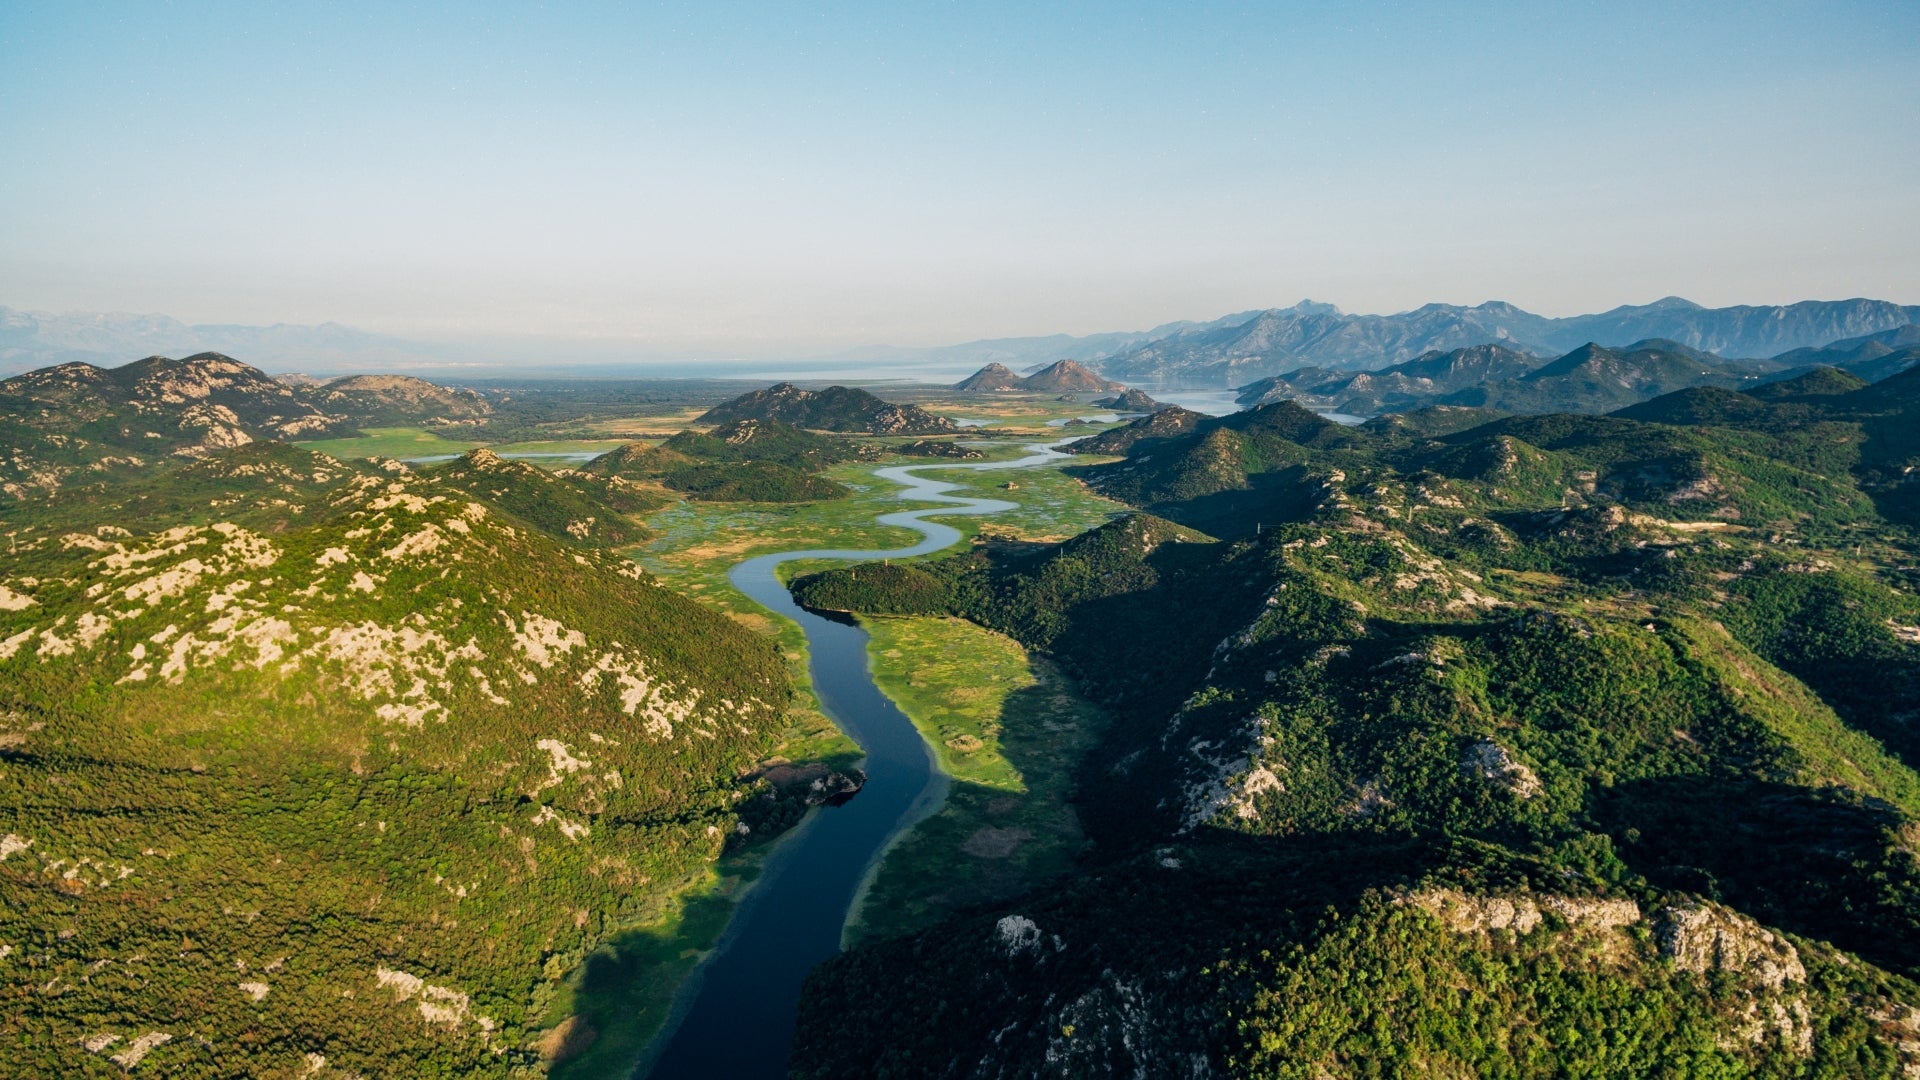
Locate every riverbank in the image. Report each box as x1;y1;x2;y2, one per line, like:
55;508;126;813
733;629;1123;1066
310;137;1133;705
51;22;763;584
541;441;1118;1079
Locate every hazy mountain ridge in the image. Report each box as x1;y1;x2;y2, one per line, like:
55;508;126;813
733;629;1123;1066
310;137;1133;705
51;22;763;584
1089;298;1920;388
0;305;450;375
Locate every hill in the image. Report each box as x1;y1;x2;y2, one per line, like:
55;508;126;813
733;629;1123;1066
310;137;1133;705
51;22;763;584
1237;343;1543;413
786;374;1920;1074
0;445;792;1077
313;373;493;425
0;353;526;505
1092;388;1163;411
579;418;854;503
1058;405;1205;456
426;448;661;547
951;363;1025;391
1435;340;1777;414
697;383;957;435
1018;359;1122;393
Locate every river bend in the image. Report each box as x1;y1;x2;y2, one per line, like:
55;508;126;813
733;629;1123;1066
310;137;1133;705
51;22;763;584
642;441;1074;1078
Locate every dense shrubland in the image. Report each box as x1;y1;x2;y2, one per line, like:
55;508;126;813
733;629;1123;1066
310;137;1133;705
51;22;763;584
791;369;1920;1075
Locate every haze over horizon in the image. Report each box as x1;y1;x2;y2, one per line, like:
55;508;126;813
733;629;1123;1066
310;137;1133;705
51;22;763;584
3;1;1917;357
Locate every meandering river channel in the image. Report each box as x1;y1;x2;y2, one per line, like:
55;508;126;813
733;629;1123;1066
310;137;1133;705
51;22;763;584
641;440;1078;1078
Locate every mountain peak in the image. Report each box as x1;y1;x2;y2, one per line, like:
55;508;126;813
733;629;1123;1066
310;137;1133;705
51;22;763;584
1020;359;1123;392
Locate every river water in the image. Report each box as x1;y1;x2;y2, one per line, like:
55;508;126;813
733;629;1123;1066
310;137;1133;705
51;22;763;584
640;441;1077;1079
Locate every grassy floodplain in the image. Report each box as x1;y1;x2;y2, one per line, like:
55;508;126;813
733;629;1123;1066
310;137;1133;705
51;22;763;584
549;422;1127;1069
848;615;1110;944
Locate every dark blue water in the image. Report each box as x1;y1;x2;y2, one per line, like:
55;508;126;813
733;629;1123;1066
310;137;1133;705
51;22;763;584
641;443;1072;1079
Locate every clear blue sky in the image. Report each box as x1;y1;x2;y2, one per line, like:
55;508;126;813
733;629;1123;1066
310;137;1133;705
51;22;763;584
1;1;1916;354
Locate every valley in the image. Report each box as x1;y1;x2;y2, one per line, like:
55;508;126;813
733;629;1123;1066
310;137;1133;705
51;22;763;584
7;332;1920;1077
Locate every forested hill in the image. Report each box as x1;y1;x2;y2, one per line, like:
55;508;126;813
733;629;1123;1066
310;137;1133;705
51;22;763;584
0;441;793;1076
696;382;958;435
0;352;492;504
789;366;1920;1075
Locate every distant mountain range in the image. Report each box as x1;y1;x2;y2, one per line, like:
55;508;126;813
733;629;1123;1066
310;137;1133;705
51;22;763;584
0;306;457;375
1085;298;1920;387
1235;333;1920;419
8;296;1917;389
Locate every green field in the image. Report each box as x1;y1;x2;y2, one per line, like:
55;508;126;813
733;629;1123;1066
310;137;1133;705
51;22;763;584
846;615;1110;944
295;425;627;463
630;445;1126;754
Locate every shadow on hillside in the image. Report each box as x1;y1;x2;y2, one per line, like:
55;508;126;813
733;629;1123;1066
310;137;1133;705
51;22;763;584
1150;463;1324;540
1597;776;1920;979
853;677;1104;944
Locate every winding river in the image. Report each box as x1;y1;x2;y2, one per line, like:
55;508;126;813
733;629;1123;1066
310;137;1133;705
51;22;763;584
641;440;1078;1079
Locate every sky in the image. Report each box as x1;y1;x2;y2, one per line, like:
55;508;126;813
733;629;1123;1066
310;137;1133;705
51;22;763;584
1;1;1917;356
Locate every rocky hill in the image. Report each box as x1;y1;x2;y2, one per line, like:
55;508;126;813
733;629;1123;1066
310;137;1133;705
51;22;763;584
0;444;792;1077
313;373;493;425
697;382;957;435
1018;359;1122;393
787;368;1920;1075
0;353;514;505
1091;388;1164;411
951;362;1025;391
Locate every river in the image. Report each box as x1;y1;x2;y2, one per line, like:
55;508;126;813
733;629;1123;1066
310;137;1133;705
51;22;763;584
639;440;1078;1078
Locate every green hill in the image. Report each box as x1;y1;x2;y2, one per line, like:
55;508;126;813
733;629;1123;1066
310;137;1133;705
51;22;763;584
696;383;957;435
0;446;792;1077
579;418;854;503
788;380;1920;1074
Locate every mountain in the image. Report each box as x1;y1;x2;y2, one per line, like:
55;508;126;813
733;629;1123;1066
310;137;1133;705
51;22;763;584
841;309;1281;377
1092;388;1164;411
1094;301;1553;387
1438;340;1776;414
1237;343;1544;413
1767;324;1920;385
1014;359;1123;393
786;366;1920;1075
1085;298;1920;388
1549;297;1920;358
696;382;957;435
0;442;792;1077
951;362;1025;391
952;359;1125;394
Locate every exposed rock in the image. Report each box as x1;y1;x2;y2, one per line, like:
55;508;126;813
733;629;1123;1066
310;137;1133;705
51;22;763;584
1460;740;1543;799
1657;903;1806;990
